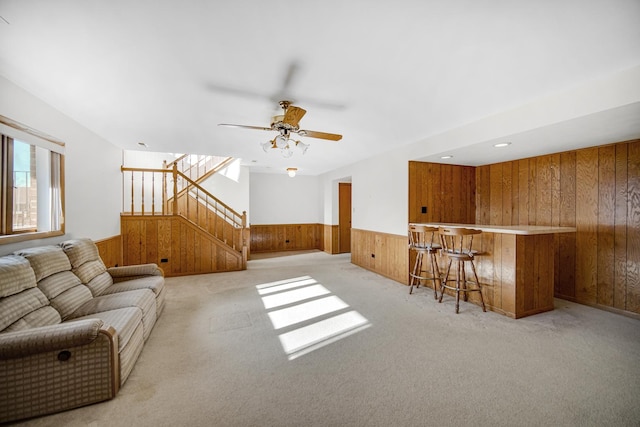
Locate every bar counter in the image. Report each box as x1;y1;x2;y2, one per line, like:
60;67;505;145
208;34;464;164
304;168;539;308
411;223;577;318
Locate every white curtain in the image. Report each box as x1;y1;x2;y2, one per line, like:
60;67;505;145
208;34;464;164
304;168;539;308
50;152;63;230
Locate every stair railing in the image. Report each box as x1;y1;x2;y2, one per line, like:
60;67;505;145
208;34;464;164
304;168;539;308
121;165;248;252
164;154;234;187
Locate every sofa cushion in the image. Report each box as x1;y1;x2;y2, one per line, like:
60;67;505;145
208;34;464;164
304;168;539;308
3;306;61;333
37;271;82;300
73;259;108;284
49;285;94;321
0;255;38;298
70;307;142;352
85;271;114;297
60;239;111;289
13;246;72;282
69;289;157;340
0;288;49;331
59;238;101;269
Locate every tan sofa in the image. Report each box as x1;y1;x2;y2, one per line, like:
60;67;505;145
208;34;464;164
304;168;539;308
0;238;165;423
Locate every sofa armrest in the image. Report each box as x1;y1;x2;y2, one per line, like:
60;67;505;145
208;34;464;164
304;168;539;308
0;320;119;423
107;263;164;283
0;319;112;359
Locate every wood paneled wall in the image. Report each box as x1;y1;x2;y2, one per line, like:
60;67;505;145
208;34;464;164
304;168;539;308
250;223;323;253
408;161;476;224
95;235;122;268
323;224;340;254
475;139;640;315
406;161;477;291
351;228;408;284
121;215;244;277
177;193;244;251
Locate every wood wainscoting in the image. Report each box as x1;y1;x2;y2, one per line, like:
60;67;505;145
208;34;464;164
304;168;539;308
473;232;557;319
121;215;245;277
95;235;122;268
323;224;340;254
250;223;323;253
475;139;640;316
351;228;408;284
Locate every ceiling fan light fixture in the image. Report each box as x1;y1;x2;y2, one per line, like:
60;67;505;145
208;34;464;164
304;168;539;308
275;135;288;149
296;140;309;154
220;101;342;158
261;140;273;153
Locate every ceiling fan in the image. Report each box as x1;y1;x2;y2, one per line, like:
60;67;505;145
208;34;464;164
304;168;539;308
218;100;342;157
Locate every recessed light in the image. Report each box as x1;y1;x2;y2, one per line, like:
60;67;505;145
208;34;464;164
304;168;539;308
440;155;453;159
493;142;511;148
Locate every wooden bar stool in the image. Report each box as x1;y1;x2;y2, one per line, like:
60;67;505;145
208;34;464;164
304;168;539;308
408;225;442;299
438;227;486;313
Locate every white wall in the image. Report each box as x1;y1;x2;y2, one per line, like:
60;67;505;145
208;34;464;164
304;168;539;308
318;65;640;238
250;173;322;224
0;76;122;255
123;150;178;168
320;151;407;236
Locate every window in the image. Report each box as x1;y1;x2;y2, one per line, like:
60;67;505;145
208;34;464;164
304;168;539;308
1;115;65;244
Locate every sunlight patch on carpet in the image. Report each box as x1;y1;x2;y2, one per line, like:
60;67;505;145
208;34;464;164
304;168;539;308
267;296;349;330
261;284;331;310
257;276;370;360
256;276;317;295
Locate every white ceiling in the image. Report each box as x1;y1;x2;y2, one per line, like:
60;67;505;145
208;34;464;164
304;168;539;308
1;0;639;175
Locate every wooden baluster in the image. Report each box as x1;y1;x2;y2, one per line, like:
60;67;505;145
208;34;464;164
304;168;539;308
172;164;178;215
242;211;247;249
121;166;125;215
151;172;155;215
207;194;211;231
130;171;134;214
141;172;145;215
162;171;166;215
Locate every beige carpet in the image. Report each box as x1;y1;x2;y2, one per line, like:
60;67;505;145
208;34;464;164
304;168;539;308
13;251;640;426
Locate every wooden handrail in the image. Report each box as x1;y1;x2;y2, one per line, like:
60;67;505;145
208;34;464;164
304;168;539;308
121;167;168;173
163;154;234;185
175;171;244;228
121;165;246;229
163;154;190;169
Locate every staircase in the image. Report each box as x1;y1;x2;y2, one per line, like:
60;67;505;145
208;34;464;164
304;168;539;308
120;155;249;276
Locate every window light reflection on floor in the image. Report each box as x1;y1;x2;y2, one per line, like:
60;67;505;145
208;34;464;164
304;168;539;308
257;276;318;295
257;276;371;360
267;295;349;330
261;284;331;310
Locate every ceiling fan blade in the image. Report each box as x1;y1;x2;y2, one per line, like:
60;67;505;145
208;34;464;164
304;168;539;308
283;106;306;127
299;129;342;141
281;61;300;94
206;83;268;100
218;124;273;131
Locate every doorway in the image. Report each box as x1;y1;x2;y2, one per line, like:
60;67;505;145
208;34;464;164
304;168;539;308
338;182;352;253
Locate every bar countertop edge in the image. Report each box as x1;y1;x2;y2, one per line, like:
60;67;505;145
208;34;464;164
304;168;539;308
410;222;577;235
